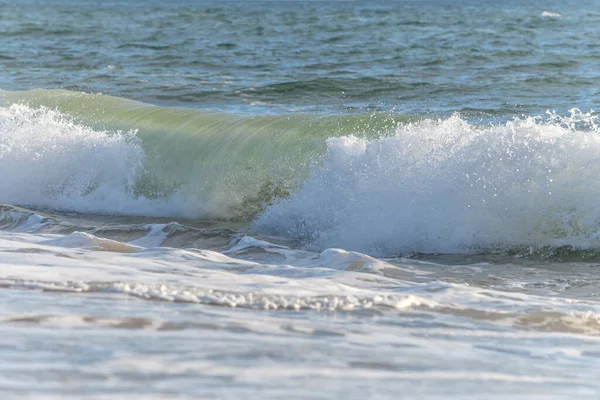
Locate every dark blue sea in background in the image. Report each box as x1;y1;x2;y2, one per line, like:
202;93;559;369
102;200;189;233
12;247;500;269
2;0;599;117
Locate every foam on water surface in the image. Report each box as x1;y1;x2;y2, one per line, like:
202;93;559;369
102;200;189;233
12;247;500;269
1;227;600;336
258;111;600;255
542;11;563;18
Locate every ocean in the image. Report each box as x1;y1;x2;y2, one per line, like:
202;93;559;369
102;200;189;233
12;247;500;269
2;0;600;398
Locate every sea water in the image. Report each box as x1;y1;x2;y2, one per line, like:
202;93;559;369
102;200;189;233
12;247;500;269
1;1;600;398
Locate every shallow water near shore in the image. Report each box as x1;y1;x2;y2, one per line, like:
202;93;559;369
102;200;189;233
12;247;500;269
2;206;600;398
2;0;600;398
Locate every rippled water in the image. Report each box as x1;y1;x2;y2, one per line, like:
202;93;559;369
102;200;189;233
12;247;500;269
3;207;600;398
2;0;600;115
2;0;600;398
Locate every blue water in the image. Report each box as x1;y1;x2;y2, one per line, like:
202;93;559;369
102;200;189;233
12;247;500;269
2;0;599;116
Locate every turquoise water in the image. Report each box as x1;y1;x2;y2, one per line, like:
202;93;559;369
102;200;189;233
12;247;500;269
2;1;600;399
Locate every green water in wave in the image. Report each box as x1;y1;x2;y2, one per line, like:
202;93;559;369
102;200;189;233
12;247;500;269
1;89;413;218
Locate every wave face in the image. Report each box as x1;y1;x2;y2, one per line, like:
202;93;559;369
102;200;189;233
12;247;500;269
257;110;600;255
3;90;600;254
0;89;403;219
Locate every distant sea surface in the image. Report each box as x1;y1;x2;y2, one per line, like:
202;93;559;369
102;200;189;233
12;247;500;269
2;1;600;398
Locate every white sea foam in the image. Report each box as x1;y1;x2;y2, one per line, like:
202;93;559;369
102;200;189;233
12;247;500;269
541;11;562;18
0;229;425;310
2;228;600;333
0;104;204;218
257;110;600;254
0;207;48;232
42;231;143;253
127;224;170;247
0;104;141;212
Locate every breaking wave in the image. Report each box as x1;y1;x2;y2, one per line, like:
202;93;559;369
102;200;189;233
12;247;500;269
0;89;404;219
3;89;600;254
257;110;600;254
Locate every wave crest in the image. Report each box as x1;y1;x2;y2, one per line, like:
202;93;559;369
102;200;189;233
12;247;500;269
256;110;600;255
0;104;154;214
0;89;408;219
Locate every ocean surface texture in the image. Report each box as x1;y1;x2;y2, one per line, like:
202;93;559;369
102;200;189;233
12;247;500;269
2;0;600;398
